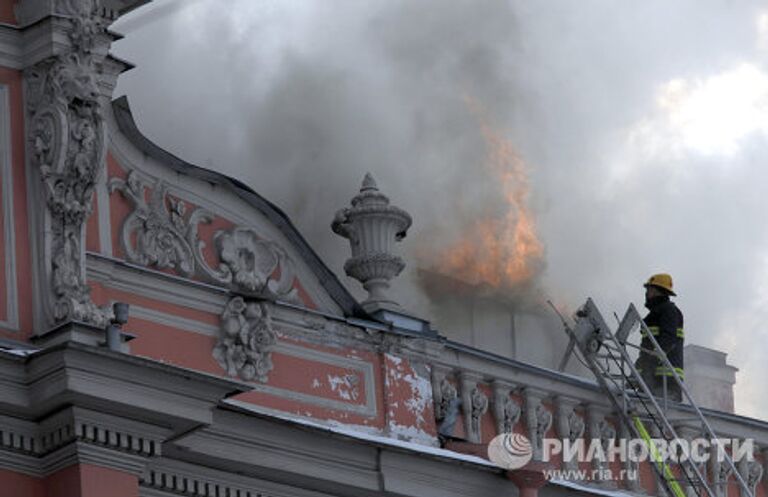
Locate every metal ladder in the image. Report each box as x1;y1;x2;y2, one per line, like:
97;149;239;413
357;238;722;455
556;298;753;497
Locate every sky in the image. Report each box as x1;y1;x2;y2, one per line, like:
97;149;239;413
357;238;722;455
112;0;768;419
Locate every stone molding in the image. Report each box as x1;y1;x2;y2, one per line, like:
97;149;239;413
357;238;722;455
0;340;247;478
0;407;168;477
0;339;248;423
86;252;386;355
244;341;379;417
140;457;344;497
89;255;386;417
141;467;269;497
173;407;510;497
0;26;22;69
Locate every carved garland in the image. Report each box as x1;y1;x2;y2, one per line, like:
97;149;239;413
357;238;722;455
110;170;300;303
213;296;276;382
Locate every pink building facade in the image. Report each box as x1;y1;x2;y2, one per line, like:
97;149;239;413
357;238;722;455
0;2;766;497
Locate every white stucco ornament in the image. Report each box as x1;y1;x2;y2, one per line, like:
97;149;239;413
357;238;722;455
332;173;412;312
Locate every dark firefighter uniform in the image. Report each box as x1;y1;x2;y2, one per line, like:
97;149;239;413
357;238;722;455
636;274;684;402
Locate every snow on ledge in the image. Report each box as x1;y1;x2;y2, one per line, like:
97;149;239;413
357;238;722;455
223;399;498;468
0;347;36;357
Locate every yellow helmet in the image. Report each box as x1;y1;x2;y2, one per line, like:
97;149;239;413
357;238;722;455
644;273;676;296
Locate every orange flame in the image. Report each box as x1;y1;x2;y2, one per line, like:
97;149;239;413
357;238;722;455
436;98;544;288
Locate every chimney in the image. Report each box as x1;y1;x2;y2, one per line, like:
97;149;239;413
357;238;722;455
684;345;738;413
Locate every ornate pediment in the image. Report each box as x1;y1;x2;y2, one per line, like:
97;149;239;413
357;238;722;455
109;170;300;304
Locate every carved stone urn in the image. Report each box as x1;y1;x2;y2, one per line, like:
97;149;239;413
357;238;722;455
332;173;412;312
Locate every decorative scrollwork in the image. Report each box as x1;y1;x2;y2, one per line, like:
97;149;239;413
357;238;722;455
111;169;301;303
219;228;278;290
213;296;276;382
198;226;299;302
25;0;116;327
109;171;195;275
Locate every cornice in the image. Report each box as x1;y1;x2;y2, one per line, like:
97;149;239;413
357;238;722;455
0;339;249;424
0;406;169;477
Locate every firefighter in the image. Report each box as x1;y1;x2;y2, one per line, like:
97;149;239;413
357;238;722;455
635;273;684;402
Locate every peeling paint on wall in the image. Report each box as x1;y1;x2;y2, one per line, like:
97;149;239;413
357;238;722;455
384;353;438;445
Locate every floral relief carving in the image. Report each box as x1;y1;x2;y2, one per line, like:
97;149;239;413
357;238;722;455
111;170;301;303
109;171;194;275
213;296;276;382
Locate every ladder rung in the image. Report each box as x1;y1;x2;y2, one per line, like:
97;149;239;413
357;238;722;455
665;417;702;424
600;343;625;353
669;478;709;487
594;354;620;361
607;375;631;382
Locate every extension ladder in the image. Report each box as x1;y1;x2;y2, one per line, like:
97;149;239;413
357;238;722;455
556;298;753;497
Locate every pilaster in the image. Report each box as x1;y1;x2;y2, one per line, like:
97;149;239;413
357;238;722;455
18;0;134;333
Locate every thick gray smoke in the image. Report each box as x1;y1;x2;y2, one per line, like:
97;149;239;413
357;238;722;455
113;0;768;418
